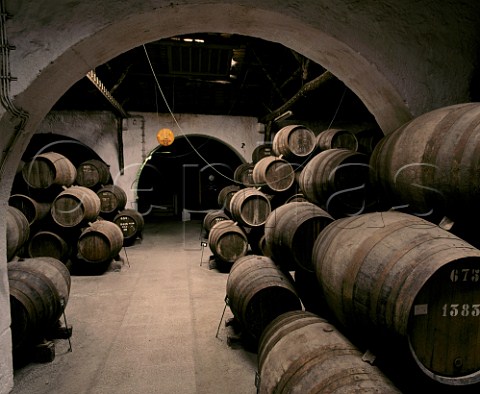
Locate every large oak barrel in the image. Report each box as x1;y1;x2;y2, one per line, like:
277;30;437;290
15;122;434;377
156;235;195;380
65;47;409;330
9;194;50;225
272;124;317;161
252;156;295;194
8;257;71;350
312;211;480;385
252;143;272;163
217;184;240;213
264;201;333;272
113;209;145;245
256;311;400;393
22;152;76;189
51;186;101;227
28;231;70;262
76;159;111;189
77;220;124;264
226;255;301;341
233;163;255;187
208;220;248;263
97;184;127;216
7;206;30;261
316;127;359;151
202;209;230;233
229;187;271;228
299;148;372;218
370;103;480;221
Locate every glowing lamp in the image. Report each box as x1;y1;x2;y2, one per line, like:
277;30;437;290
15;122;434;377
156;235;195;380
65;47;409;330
157;128;174;146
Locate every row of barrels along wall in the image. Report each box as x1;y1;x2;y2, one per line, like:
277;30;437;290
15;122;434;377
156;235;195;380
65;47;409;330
206;105;480;392
6;147;145;365
7;151;145;272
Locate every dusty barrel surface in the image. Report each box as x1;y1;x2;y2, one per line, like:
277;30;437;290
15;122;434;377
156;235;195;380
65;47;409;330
312;211;480;385
316;127;359;151
7;206;30;261
97;184;127;216
370;103;480;221
252;156;295;194
8;257;71;350
229;187;271;227
51;186;101;227
299;148;372;218
257;311;401;393
272;124;317;161
77;220;124;264
28;231;70;262
76;159;111;189
208;220;248;263
113;208;145;244
264;201;333;272
9;194;50;225
22;151;76;189
226;255;301;341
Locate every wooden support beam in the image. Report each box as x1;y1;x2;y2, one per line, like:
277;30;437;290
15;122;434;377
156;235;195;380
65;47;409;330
260;70;335;124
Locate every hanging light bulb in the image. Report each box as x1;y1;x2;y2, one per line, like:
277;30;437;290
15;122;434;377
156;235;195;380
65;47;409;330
156;128;175;146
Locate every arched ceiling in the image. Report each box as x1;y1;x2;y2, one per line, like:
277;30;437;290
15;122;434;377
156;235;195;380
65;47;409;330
52;33;377;126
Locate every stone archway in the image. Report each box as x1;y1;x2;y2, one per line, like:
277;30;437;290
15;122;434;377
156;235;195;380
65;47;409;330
1;1;437;391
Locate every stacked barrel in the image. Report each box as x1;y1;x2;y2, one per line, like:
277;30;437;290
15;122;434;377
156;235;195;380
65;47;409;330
213;107;480;392
8;256;71;363
7;150;143;273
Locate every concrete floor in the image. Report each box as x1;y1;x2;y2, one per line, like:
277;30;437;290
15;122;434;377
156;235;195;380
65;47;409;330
10;217;257;394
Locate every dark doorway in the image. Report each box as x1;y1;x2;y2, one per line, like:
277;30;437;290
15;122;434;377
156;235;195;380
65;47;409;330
137;135;243;219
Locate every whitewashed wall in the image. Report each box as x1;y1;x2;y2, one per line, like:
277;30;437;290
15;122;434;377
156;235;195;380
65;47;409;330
37;111;261;207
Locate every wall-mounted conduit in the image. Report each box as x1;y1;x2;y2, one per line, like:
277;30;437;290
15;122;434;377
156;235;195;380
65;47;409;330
0;0;29;176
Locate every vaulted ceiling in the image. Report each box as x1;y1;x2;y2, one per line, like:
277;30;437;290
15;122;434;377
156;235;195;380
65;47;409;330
53;33;376;126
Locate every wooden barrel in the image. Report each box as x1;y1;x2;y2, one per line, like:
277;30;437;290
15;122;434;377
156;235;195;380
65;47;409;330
7;206;30;261
253;156;295;194
51;186;101;227
113;209;145;244
316;127;359;151
256;311;401;393
226;255;301;341
272;124;317;161
252;143;273;163
370;103;480;221
77;220;124;264
284;193;308;204
202;209;230;233
233;163;256;187
299;148;372;218
355;127;383;155
22;152;76;189
97;184;127;216
28;231;70;262
8;194;50;225
208;220;248;263
76;159;111;189
8;257;70;350
312;211;480;385
229;187;271;227
217;184;240;213
264;201;333;272
257;310;323;372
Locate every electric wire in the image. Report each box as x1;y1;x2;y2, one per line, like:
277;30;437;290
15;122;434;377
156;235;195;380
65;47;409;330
143;44;238;183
